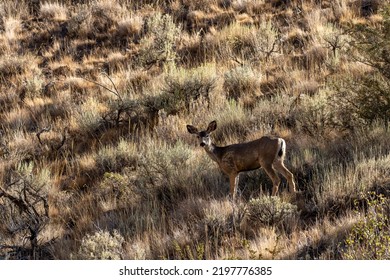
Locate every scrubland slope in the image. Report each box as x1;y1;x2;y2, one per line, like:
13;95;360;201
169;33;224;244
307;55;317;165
0;0;389;259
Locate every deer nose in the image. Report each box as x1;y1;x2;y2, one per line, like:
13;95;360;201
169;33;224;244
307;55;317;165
200;143;205;147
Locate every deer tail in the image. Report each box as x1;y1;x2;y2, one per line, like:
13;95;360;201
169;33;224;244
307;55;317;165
278;139;285;158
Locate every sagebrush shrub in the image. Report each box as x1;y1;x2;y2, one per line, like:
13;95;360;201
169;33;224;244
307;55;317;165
139;13;181;67
245;196;298;227
341;194;390;260
293;89;337;137
157;65;217;114
74;229;125;260
138;141;191;194
335;7;390;127
251;20;280;62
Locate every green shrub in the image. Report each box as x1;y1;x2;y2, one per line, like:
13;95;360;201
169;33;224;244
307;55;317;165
156;65;217;115
341;194;390;260
293;89;337;137
139;13;181;67
337;74;390;127
336;6;390;127
98;172;137;203
171;241;206;260
138;141;191;195
251;20;280;62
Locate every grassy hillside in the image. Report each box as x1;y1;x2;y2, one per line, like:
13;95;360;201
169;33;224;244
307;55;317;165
0;0;389;259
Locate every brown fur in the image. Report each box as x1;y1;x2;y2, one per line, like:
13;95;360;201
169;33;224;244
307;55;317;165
187;121;296;199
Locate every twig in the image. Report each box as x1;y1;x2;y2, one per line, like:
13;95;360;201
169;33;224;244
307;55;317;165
81;73;122;101
36;126;51;146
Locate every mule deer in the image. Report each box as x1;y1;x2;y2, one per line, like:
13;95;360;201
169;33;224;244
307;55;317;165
187;120;296;199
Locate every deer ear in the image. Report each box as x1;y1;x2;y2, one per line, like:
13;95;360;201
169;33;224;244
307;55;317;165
187;125;198;134
207;120;217;133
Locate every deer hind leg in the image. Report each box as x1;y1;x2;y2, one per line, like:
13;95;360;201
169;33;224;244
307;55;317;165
263;164;281;196
229;173;239;200
273;160;296;193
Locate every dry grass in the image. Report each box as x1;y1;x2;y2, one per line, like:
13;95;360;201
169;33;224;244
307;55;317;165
40;2;68;22
0;0;389;260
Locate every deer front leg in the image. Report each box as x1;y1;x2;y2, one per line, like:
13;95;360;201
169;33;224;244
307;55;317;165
229;173;239;200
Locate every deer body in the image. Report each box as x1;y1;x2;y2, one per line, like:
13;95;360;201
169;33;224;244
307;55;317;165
187;121;296;199
206;137;281;172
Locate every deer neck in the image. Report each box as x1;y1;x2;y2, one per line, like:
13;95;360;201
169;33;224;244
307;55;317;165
204;143;223;163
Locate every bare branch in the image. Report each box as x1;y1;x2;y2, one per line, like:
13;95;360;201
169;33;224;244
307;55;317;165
0;184;31;215
36;126;51;146
25;185;49;217
101;72;122;101
81;73;122;101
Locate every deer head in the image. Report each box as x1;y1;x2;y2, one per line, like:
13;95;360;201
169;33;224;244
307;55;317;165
187;120;217;148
